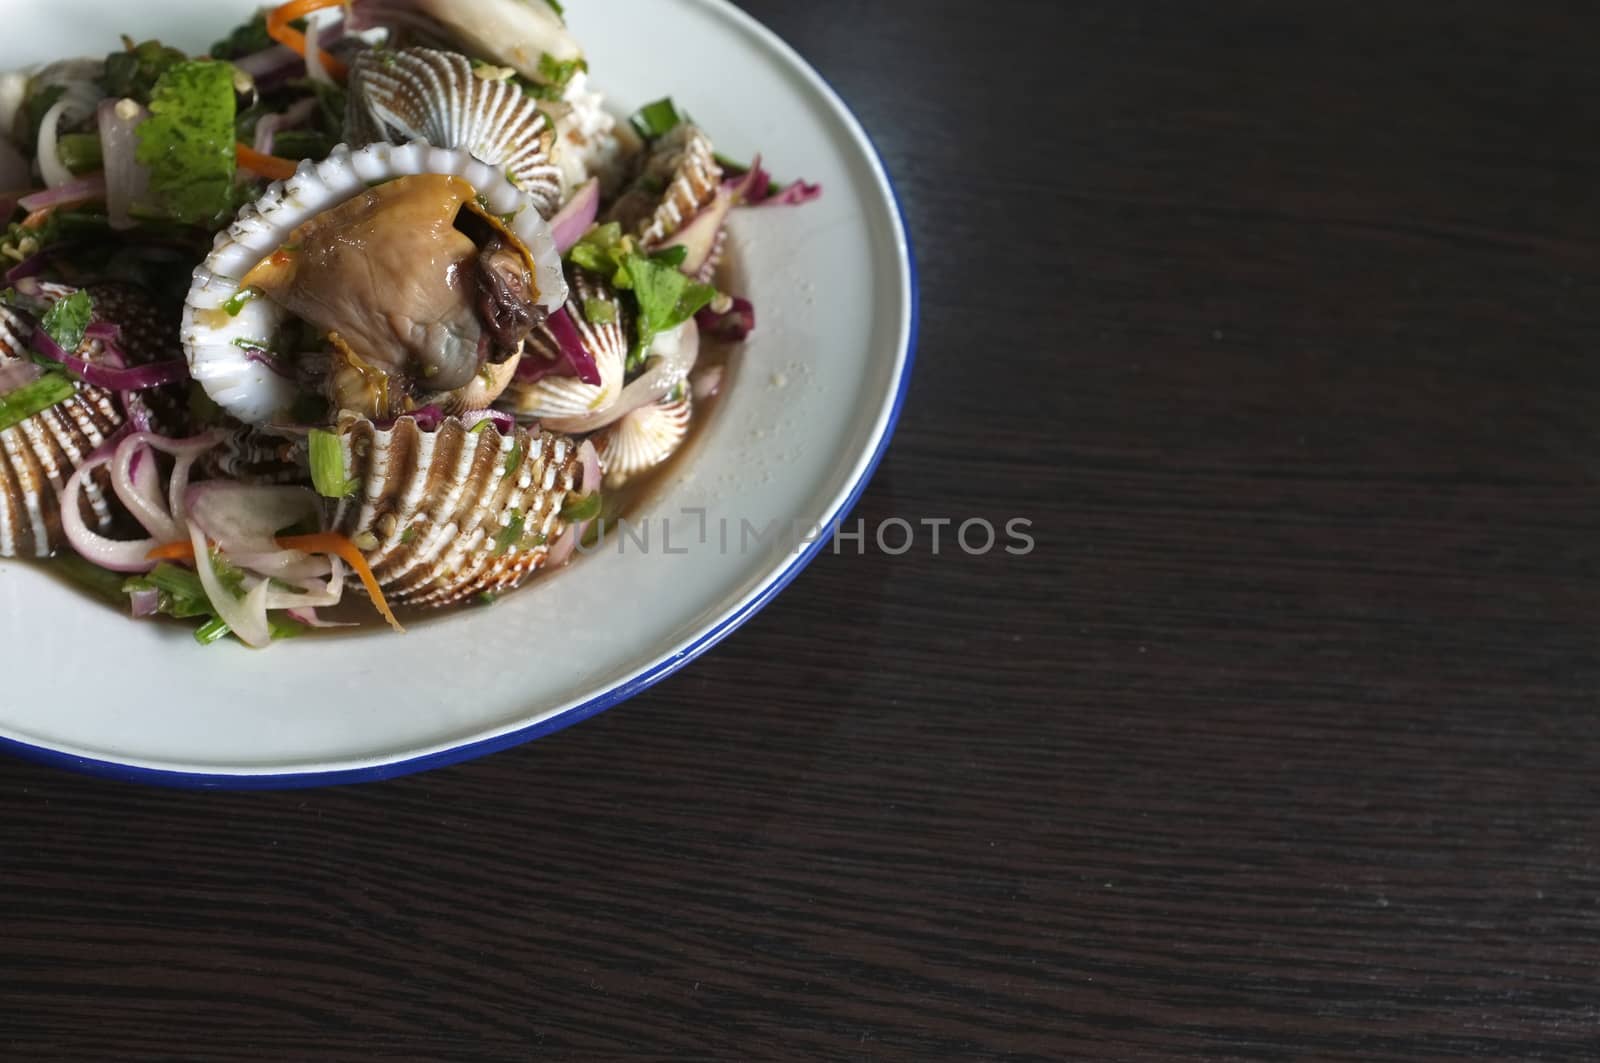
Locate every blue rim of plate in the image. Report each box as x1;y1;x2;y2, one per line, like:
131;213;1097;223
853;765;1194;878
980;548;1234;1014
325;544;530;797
0;6;919;790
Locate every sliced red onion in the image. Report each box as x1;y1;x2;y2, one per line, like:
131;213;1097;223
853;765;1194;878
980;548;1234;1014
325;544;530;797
578;439;600;495
129;587;161;618
98;97;150;230
264;558;346;613
550;177;599;253
19;172;106;213
381;404;444;431
691;365;724;401
84;321;120;343
0;359;43;394
695;295;755;342
546;319;700;434
658;187;733;275
235;340;293;379
114;439;177;542
232;45;302;84
286;606;356;629
252;97;319;156
186;481;324;563
60;451;160;573
3;252;52;285
545;524;578;568
760;180;824;207
32;324;188;390
191;522;273;649
36;95;81;189
529;307;602;387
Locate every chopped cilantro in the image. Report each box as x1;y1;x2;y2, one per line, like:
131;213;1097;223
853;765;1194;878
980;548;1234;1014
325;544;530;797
136;61;239;226
566;223;717;370
582;297;616;325
0;372;76;432
623;252;717;371
492;509;526;556
536;52;586;90
40;289;93;352
101;39;187;104
308;429;359;498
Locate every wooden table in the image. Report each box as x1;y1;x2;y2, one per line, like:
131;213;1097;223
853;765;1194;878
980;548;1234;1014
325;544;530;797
4;1;1598;1058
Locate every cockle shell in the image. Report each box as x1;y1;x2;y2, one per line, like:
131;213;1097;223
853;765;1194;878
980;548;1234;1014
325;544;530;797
594;391;692;489
183;141;566;425
0;306;122;558
606;124;722;247
203;426;310;486
331;415;583;607
347;47;563;217
503;269;626;431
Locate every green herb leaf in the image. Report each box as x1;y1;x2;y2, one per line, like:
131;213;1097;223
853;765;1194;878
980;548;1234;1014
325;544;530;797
40;289;94;352
623;251;716;372
0;372;75;432
630;97;686;141
582;297;617;325
135;61;239;226
561;491;602;523
503;441;524;477
102;39;187;104
492;509;526;556
308;428;359;498
543;0;566;18
536;52;586;91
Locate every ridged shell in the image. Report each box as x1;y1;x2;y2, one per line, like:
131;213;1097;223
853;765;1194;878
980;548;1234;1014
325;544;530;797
606;124;722;247
183;141;566;425
504;270;626;429
332;416;582;608
347;47;563;218
594;392;692;489
0;307;122;558
203;426;310;486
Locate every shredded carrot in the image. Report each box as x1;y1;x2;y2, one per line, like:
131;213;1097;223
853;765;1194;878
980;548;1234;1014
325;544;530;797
267;0;350;80
277;532;405;633
236;143;301;182
146;541;197;562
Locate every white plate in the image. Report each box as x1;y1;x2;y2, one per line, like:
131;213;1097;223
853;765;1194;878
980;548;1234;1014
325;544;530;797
0;0;916;787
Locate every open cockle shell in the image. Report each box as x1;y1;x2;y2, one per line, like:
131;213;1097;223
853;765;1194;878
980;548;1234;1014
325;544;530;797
182;141;567;426
594;391;692;489
0;306;122;558
504;268;626;431
347;46;563;218
331;415;583;608
606;124;722;247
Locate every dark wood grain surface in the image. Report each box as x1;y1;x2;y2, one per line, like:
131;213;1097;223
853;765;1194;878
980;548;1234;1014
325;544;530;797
4;1;1600;1058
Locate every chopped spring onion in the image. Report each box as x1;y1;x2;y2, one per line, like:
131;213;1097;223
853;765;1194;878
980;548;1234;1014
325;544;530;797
308;428;359;498
630;97;686;141
222;286;260;316
0;371;75;432
583;298;616;325
492;510;525;556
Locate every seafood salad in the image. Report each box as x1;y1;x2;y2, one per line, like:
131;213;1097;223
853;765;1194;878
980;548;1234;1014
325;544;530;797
0;0;818;646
